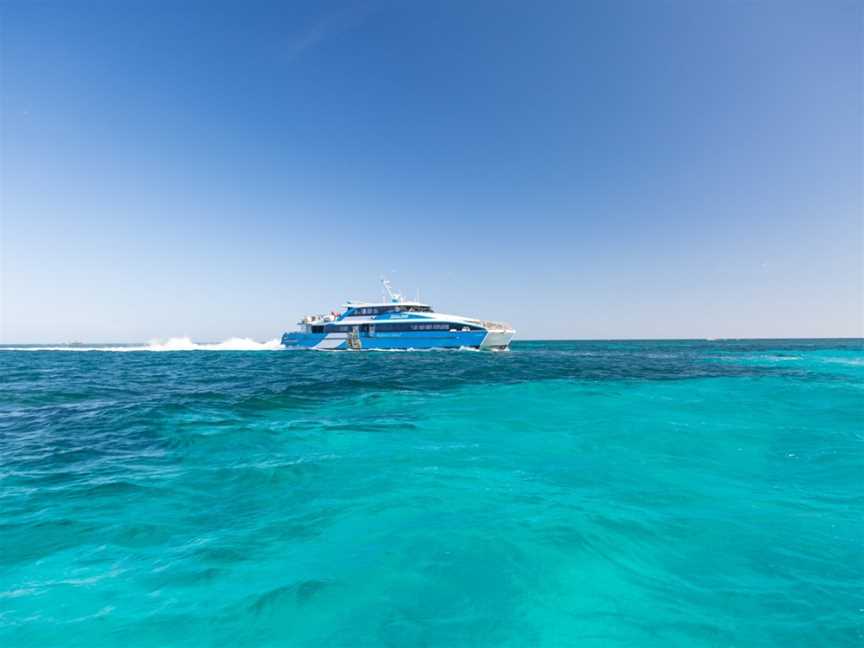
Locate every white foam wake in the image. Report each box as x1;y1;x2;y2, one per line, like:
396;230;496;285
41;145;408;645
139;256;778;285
1;337;285;352
147;337;284;351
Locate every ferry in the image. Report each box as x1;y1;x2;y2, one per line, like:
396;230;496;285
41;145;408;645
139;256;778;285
281;280;515;351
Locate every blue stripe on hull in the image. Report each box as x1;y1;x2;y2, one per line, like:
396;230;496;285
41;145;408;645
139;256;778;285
281;331;486;350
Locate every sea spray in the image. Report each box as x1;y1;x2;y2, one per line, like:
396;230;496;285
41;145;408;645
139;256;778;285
0;337;284;352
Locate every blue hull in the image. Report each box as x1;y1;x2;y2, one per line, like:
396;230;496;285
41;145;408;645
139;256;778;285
281;331;487;350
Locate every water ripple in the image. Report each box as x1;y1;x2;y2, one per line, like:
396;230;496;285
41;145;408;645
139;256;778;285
1;339;862;647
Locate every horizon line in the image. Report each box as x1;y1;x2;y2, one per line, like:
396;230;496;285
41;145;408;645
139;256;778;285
1;336;862;346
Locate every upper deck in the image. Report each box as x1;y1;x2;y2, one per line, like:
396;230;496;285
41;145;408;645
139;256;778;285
342;301;433;316
339;278;436;317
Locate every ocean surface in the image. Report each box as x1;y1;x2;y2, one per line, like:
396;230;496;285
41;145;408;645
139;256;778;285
1;339;862;647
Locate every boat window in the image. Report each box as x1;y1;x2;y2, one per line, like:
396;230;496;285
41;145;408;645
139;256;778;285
369;322;478;332
353;306;389;315
409;323;450;331
311;326;324;334
325;325;351;333
348;305;433;316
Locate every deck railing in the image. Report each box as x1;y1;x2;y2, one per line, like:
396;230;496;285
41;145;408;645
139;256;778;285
466;319;513;331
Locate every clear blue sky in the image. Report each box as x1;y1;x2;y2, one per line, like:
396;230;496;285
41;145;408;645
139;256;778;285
1;1;861;342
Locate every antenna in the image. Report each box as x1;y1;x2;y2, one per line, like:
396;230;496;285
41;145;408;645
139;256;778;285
381;276;402;303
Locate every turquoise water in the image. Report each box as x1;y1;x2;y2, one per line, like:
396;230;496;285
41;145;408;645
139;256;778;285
2;339;862;647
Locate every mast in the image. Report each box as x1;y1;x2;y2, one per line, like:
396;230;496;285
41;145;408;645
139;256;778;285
381;277;403;303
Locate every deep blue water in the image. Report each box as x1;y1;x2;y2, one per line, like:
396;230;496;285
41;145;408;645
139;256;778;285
1;339;862;647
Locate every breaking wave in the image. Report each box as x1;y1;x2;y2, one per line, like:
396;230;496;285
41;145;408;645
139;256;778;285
0;337;284;352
